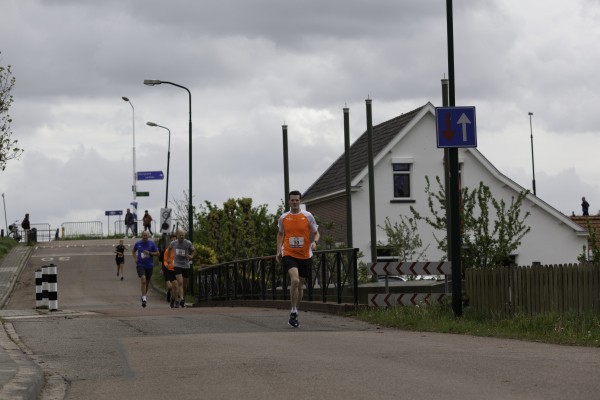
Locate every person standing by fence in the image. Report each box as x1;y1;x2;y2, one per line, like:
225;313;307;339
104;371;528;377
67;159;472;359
132;231;159;307
21;213;30;242
142;210;153;236
124;208;135;238
276;190;320;328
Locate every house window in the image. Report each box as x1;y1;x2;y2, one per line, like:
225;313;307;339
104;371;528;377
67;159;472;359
393;163;411;198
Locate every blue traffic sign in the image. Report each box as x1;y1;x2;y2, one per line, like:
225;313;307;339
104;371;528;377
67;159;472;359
137;171;164;180
105;210;123;216
435;107;477;148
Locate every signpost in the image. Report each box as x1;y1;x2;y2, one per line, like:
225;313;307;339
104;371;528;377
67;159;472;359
104;210;123;237
160;207;172;234
136;171;164;180
435;106;477;148
435;105;477;317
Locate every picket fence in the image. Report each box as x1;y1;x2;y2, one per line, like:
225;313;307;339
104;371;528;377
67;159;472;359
465;263;600;315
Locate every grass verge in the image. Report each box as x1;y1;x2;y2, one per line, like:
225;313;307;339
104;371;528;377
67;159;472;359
350;302;600;347
0;237;19;262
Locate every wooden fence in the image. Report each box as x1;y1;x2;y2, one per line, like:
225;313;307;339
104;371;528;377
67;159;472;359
465;263;600;315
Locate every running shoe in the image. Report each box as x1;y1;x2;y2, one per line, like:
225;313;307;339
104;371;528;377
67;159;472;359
166;289;171;303
288;312;299;328
174;301;179;308
141;297;147;308
120;276;123;281
180;300;186;308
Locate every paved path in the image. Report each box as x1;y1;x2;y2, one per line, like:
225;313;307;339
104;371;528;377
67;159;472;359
0;241;600;400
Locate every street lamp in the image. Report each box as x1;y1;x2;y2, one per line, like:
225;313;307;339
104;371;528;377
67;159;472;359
528;112;536;196
122;97;136;200
143;80;193;244
146;121;171;208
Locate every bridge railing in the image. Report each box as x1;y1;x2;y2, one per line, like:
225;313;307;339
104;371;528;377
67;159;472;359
196;248;360;305
60;221;103;239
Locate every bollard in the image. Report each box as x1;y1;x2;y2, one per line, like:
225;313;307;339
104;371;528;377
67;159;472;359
35;269;43;308
47;263;58;311
41;265;49;308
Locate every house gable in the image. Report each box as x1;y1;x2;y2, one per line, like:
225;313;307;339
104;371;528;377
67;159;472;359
302;104;427;203
302;101;588;265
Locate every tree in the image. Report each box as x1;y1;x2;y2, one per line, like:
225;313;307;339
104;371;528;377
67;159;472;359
0;54;23;171
195;198;282;263
411;176;531;268
577;219;600;264
171;190;196;237
377;215;428;261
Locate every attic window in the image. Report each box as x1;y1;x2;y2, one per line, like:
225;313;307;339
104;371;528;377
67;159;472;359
392;163;411;198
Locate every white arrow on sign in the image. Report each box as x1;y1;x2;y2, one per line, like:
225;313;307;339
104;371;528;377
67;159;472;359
457;113;472;141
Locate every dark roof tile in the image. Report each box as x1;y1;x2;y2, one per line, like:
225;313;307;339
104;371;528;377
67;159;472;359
303;104;426;201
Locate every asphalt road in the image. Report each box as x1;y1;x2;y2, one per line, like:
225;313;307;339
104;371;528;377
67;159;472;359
3;239;600;400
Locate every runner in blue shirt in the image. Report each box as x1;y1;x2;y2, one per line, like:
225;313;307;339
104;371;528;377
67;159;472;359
132;231;159;307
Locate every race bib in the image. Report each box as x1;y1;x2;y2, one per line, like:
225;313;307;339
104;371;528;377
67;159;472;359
175;249;186;256
288;237;304;248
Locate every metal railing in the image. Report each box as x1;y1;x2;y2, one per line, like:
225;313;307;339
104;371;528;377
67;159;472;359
196;248;360;305
31;223;55;242
60;221;103;239
3;223;56;243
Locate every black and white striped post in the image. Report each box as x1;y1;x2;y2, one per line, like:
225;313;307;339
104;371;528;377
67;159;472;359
36;264;58;311
47;263;58;311
35;269;43;308
41;265;48;308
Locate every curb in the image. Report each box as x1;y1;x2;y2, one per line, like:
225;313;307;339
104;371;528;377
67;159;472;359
0;244;48;400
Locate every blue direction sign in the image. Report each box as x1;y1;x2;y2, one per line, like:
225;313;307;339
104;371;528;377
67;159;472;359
105;210;123;216
137;170;164;180
435;107;477;148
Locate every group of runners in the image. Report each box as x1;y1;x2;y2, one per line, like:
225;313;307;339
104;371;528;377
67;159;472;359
114;229;196;308
112;190;320;327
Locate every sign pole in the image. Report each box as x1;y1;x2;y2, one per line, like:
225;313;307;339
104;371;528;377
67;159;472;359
446;0;463;317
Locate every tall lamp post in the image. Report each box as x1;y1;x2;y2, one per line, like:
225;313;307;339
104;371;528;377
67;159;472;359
122;97;136;200
143;80;193;244
529;112;536;196
146;122;171;208
122;96;138;236
2;193;7;235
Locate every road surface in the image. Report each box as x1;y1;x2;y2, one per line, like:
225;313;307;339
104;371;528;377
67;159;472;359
2;239;599;400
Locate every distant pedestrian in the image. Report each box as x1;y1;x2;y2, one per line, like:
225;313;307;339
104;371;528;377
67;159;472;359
276;190;320;328
132;231;159;307
169;229;196;308
114;239;125;280
582;197;590;216
142;210;153;235
21;213;30;242
124;208;135;238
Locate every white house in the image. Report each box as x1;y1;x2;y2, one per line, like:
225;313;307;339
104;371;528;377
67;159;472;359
301;102;588;266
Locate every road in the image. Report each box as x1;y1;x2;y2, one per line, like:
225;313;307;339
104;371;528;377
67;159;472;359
2;239;600;400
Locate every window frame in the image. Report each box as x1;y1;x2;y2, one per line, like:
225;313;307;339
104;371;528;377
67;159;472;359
391;157;413;200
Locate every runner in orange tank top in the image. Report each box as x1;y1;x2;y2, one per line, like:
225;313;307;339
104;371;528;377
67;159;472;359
276;190;320;328
162;234;180;308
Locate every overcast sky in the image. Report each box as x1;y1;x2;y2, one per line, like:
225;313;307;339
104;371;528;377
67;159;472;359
1;0;600;235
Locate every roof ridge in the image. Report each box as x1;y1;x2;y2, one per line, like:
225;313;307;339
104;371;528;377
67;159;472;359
303;103;427;201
